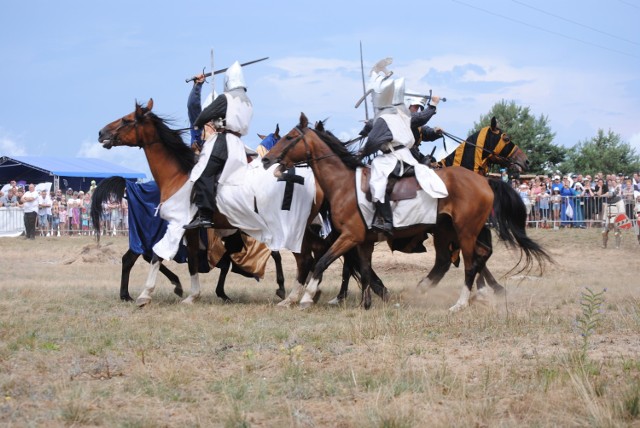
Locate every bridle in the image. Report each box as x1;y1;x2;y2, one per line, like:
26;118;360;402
109;113;158;148
271;127;337;167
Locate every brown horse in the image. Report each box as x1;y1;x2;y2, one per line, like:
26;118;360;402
262;113;550;311
97;99;324;307
437;117;531;293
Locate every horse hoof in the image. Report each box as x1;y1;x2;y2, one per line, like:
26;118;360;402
299;300;313;310
136;296;151;307
173;286;184;298
121;295;134;302
181;295;199;305
277;299;292;309
327;296;343;306
448;303;468;313
275;289;286;300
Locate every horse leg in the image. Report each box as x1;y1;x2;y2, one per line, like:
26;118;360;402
278;251;313;308
477;267;504;295
136;253;162;307
357;241;374;310
271;251;286;300
327;262;351;305
418;222;455;288
181;228;202;304
120;249;139;301
215;253;232;302
450;232;491;312
300;235;358;309
146;253;183;297
328;249;390;305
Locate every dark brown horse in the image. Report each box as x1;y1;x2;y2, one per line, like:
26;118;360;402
97;99;325;307
263;113;550;311
438;117;531;292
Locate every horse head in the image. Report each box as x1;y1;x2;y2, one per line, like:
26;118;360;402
262;113;311;176
486;117;530;174
98;98;155;149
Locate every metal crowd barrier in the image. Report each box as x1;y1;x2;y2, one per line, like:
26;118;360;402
0;207;26;237
521;194;639;229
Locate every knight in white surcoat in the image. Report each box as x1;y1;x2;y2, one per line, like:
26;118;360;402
185;61;254;230
362;76;448;235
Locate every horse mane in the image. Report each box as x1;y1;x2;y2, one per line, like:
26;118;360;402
146;112;196;173
311;121;364;170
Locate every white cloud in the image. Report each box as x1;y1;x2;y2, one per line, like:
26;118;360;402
0;136;27;156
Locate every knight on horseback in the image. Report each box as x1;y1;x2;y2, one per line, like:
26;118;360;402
404;91;444;165
185;61;253;230
360;75;448;235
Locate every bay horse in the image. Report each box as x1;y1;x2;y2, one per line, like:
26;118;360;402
435;117;531;293
90;176;286;302
97;99;327;307
262;113;550;311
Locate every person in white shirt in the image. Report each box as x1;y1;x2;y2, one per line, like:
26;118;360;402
21;183;39;239
37;190;52;236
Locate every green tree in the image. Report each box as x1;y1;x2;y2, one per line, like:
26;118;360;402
561;129;640;176
470;100;565;175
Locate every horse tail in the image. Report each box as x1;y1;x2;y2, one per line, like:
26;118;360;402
487;178;553;272
90;176;126;243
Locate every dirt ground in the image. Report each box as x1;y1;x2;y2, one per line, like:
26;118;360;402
1;227;639;427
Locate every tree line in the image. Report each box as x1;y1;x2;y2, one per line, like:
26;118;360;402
468;100;640;176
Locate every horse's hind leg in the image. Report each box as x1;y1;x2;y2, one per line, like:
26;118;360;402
477;268;504;295
215;254;232;302
328;262;351;305
418;224;455;289
450;232;491;312
136;253;162;307
148;254;183;297
120;249;139;301
271;251;286;300
181;228;202;304
357;241;375;310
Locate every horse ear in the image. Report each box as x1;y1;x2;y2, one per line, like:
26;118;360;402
275;124;280;138
135;99;145;119
300;113;308;129
257;133;266;140
147;98;154;112
490;117;498;131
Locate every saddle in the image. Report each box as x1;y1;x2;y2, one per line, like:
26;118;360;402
361;163;421;202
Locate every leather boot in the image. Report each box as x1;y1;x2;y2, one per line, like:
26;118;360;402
184;209;214;230
373;200;393;236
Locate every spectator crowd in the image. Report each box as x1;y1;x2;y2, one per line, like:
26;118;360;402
0;179;128;239
2;170;639;238
506;171;640;229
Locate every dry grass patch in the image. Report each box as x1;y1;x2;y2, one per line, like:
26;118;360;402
0;229;639;426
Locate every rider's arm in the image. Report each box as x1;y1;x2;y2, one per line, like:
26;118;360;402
193;94;227;129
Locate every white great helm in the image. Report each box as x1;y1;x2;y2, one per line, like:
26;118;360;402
224;61;246;91
392;77;406;106
372;77;395;111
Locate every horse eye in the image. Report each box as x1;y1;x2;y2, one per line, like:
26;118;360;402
285;134;294;141
503;135;510;142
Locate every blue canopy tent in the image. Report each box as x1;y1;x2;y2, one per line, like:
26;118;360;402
0;156;146;192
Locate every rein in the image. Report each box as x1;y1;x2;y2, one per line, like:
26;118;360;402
441;130;515;167
275;127;337;167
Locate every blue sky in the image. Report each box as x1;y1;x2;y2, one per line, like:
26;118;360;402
1;0;639;178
